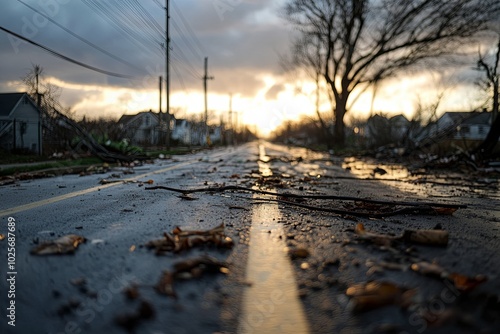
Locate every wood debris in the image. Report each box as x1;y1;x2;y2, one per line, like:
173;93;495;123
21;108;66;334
411;261;487;292
346;281;416;312
31;234;86;255
146;223;234;254
156;256;229;298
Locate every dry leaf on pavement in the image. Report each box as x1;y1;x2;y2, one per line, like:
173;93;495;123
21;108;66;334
31;234;86;255
146;223;234;254
156;256;229;298
346;281;416;312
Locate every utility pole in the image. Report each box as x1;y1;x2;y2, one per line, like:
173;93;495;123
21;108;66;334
203;57;214;145
159;75;162;122
228;93;233;145
165;0;171;149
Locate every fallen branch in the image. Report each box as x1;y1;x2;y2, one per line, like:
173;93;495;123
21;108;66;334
145;185;467;210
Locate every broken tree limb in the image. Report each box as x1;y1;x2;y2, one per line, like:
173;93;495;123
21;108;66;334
144;185;467;210
250;196;445;218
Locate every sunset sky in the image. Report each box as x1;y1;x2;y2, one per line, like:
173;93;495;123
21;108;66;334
0;0;494;136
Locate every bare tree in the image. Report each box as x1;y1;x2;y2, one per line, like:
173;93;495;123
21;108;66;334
475;34;500;155
283;0;500;148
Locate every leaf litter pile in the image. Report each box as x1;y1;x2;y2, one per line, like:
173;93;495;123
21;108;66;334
28;221;234;332
31;234;86;255
145;223;234;254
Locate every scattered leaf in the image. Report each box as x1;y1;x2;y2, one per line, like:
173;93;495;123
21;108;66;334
355;223;397;247
114;300;155;332
146;223;234;254
431;206;458;215
300;262;310;270
31;234;86;255
411;261;447;278
123;284;140;300
403;229;449;246
411;261;487;292
346;281;416;312
448;273;487;292
145;179;154;184
99;179;121;185
156;256;228;298
288;247;310;259
178;194;198;201
0;234;5;241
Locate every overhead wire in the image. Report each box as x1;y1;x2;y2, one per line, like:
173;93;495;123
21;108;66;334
171;1;206;57
15;0;145;74
171;19;203;63
0;26;134;78
81;0;164;58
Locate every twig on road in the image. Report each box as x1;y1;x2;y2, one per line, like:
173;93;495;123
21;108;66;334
145;185;467;218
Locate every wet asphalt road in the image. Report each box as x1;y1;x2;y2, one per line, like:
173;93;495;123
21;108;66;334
1;141;500;334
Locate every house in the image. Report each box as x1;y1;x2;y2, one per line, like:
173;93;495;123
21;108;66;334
364;113;410;147
415;111;493;143
0;92;43;154
440;111;491;140
412;110;499;153
118;110;174;146
172;119;191;145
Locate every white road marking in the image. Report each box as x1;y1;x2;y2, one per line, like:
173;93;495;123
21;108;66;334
0;147;236;217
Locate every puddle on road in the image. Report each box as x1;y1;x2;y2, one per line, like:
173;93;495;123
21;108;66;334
238;145;310;334
342;157;500;200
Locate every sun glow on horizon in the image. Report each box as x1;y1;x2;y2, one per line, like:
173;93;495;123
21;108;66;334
20;70;483;135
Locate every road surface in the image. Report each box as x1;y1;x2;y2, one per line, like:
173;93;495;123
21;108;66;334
1;141;499;333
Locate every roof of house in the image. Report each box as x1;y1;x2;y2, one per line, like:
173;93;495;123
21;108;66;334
0;92;32;117
118;110;175;126
441;111;491;126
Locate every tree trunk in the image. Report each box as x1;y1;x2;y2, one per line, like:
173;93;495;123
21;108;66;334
333;104;346;148
493;81;499;123
475;113;500;156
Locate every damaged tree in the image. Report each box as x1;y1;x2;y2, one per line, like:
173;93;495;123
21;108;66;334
475;34;500;156
283;0;500;148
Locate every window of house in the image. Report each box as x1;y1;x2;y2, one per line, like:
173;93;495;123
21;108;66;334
144;116;150;126
458;126;470;136
478;126;485;134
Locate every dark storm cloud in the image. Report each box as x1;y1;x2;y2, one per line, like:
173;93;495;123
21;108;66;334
0;0;291;100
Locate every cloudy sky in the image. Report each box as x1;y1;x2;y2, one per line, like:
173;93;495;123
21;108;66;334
0;0;493;135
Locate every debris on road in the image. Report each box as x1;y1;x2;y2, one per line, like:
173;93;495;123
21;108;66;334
146;223;234;254
411;261;487;292
403;229;449;246
346;281;416;313
30;234;86;255
355;223;397;247
156;256;229;298
114;300;155;333
145;184;467;218
355;223;449;247
288;247;310;259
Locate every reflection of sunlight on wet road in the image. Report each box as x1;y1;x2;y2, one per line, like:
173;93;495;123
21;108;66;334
238;144;310;334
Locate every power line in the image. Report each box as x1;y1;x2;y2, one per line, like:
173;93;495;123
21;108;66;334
171;40;203;78
15;0;145;74
0;26;134;78
171;1;206;56
82;0;164;58
171;19;203;62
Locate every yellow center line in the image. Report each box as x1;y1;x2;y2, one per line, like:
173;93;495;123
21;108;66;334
238;143;310;334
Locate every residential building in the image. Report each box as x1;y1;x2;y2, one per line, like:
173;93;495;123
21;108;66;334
118;110;173;146
0;92;42;154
